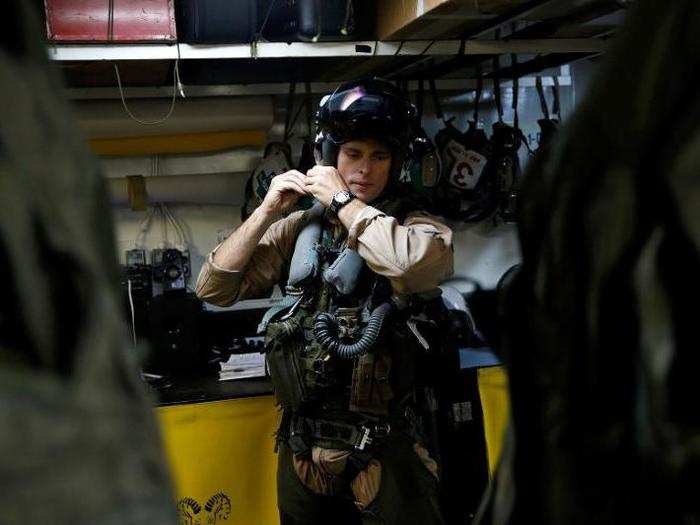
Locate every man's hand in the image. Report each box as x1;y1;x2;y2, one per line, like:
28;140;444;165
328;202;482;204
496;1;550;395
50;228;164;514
259;170;308;219
303;165;349;207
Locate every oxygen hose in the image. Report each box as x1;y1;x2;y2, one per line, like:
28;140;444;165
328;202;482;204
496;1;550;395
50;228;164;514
313;302;394;359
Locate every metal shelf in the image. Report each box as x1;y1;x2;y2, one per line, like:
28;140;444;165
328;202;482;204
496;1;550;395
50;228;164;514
47;38;607;62
63;73;571;99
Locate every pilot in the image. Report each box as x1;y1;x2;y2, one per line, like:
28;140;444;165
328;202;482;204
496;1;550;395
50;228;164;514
196;78;453;524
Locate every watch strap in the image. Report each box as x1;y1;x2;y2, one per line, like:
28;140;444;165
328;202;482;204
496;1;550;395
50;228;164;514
329;190;355;214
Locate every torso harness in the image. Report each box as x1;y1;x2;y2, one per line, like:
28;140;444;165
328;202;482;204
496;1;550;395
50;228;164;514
260;202;444;460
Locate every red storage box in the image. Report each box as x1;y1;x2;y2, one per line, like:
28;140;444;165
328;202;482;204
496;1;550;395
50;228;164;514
45;0;177;42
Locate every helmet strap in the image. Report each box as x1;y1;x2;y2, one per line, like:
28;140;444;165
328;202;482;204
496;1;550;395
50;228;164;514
320;140;339;167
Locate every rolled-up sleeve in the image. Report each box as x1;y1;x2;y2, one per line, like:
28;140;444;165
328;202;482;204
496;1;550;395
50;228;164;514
346;206;454;293
195;211;305;306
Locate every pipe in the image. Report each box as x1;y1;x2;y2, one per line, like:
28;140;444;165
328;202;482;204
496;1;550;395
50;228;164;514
99;147;263;178
72;96;274;139
107;172;248;207
89;130;266;156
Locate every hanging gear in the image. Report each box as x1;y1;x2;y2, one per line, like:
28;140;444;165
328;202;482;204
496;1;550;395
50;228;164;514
490;54;527;224
298;81;316;173
535;75;561;152
242;81;307;221
241;141;294;222
520;76;563;226
434;66;494;222
400;79;441;196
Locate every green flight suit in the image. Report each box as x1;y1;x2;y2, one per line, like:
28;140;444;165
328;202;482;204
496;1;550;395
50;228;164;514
478;1;700;523
0;2;175;523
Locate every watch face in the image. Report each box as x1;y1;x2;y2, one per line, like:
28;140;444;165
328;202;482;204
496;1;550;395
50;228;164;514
335;191;351;204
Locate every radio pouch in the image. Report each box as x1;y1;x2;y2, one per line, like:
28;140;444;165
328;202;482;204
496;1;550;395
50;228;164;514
265;318;308;410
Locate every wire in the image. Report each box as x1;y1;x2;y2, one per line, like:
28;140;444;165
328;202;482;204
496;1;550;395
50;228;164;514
114;59;180;125
256;0;278;41
127;279;137;348
157;204;168;246
163;204;188;249
151;156;187;249
135;206;155;248
341;0;354;35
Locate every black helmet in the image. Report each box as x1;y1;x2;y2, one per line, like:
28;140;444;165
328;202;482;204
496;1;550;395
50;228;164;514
314;77;416;176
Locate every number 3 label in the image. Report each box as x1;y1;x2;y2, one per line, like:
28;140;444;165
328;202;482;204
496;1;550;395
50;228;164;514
446;140;488;190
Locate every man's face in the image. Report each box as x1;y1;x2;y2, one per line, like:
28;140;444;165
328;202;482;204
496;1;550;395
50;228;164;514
336;138;392;203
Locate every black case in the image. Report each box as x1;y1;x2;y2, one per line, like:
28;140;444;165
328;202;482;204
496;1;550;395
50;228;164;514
262;0;358;42
176;0;362;44
176;0;258;43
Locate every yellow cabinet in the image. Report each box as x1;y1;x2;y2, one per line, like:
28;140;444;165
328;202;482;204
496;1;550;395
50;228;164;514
157;396;281;525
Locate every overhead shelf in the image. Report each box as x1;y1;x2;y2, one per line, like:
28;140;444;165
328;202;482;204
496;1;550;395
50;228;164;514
64;74;572;100
47;38;608;62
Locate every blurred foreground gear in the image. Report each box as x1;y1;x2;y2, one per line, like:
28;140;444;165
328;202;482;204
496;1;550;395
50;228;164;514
0;2;175;523
477;1;700;523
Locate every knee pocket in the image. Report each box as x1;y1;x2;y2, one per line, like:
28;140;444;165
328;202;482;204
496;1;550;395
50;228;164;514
350;459;382;511
292;454;335;496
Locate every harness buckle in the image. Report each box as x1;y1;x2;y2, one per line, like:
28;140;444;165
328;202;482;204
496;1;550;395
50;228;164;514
356;425;373;451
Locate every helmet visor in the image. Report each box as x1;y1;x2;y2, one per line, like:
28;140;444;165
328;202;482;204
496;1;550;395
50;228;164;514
318;84;412;147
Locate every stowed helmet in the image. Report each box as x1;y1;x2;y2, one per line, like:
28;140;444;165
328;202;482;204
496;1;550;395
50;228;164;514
314;77;417;179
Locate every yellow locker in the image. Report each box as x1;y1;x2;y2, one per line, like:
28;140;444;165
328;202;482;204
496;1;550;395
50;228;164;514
157;395;281;524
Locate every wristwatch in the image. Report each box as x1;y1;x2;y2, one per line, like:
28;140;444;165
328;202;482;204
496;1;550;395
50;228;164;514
329;189;355;215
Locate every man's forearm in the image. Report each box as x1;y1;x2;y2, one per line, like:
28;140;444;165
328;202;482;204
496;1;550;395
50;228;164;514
212;206;278;271
337;198;367;230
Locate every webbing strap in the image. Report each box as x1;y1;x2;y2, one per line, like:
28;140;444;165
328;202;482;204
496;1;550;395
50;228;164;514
473;63;483;124
428;78;444;122
552;75;561;120
511;53;520;130
283;80;297;142
257;295;299;334
305;81;313;138
536;76;550;120
493;56;503;122
417;79;425;122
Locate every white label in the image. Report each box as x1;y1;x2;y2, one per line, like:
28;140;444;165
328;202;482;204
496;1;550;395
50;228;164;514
445;140;488;190
219;351;266;380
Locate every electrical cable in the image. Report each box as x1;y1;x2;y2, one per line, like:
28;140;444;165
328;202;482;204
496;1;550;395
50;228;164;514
135;206;155;248
157;204;168;246
163;204;188;249
114;57;181;125
151;155;187;250
256;0;278;42
341;0;354;35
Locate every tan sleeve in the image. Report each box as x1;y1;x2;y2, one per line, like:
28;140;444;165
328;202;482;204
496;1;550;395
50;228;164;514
346;206;454;294
195;211;305;306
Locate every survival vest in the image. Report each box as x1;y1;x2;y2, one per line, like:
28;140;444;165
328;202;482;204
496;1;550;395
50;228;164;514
261;196;444;427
